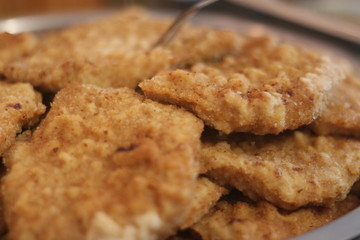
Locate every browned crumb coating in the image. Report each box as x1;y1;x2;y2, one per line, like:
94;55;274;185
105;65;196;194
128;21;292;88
192;195;360;240
140;37;345;134
310;73;360;137
3;7;242;92
180;177;228;229
0;81;44;236
0;32;38;74
1;7;358;240
0;81;45;156
201;131;360;210
2;85;203;240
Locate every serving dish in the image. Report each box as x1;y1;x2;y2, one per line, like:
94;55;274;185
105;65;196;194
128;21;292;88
0;3;359;240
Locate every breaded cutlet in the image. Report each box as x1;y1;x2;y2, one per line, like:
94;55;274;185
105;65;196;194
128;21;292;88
0;81;45;156
201;130;360;210
311;73;360;137
3;7;242;92
2;85;204;240
0;32;37;74
180;177;228;230
192;194;360;240
140;36;345;135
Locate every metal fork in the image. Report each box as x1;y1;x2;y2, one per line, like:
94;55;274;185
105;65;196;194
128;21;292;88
154;0;219;47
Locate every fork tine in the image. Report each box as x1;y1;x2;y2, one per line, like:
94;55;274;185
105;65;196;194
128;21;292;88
153;0;219;48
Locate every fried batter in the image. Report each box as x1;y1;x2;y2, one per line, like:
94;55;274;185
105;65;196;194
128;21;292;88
2;85;204;240
192;195;360;240
310;73;360;137
0;81;45;156
0;33;37;74
180;177;228;229
140;36;345;134
201;130;360;210
3;7;241;92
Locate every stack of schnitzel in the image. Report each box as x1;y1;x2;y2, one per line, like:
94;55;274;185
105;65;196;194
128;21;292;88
0;7;359;240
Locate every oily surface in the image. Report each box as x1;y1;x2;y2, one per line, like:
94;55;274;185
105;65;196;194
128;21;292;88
0;81;45;156
140;37;345;134
0;32;38;74
310;73;360;137
192;194;360;240
201;130;360;210
3;7;242;92
2;85;203;240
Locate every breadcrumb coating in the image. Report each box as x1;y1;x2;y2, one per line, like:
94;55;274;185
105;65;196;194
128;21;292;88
1;6;358;240
0;32;38;74
311;73;360;137
3;85;203;240
180;177;228;229
0;81;45;156
192;195;360;240
3;7;242;92
140;37;345;134
201;131;360;210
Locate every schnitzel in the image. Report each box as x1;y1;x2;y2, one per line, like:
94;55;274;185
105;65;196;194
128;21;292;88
0;33;37;74
201;130;360;210
0;81;44;236
311;73;360;137
3;7;242;92
1;6;359;240
192;194;360;240
140;36;345;134
180;177;228;229
2;85;203;240
0;81;45;156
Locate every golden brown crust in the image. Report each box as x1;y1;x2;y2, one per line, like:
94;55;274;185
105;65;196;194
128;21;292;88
3;7;242;92
0;81;45;156
0;32;38;74
310;73;360;137
192;195;360;240
140;37;345;134
201;131;360;210
180;177;228;229
2;85;203;240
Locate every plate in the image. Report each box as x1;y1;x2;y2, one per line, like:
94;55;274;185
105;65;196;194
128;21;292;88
0;6;359;240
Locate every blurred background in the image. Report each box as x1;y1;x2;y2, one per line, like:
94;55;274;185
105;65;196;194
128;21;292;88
0;0;109;18
0;0;172;18
0;0;359;49
0;0;359;26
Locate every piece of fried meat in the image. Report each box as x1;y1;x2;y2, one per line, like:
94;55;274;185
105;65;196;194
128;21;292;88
0;81;45;156
310;73;360;137
192;194;360;240
201;130;360;210
0;33;37;75
2;85;204;240
140;36;345;134
3;7;242;92
180;177;228;230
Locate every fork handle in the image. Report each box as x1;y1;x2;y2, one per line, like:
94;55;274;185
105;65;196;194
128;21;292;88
154;0;219;48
